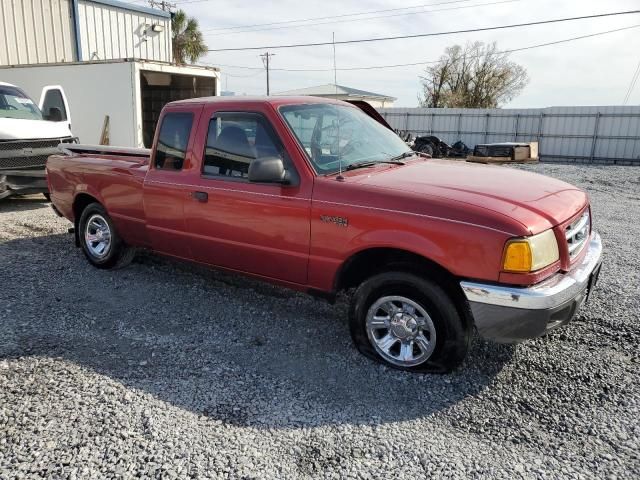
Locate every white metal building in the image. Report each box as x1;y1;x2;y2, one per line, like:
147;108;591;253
0;0;172;65
1;0;221;147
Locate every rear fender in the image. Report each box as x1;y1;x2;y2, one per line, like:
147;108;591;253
72;186;104;246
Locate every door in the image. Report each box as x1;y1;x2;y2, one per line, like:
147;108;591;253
183;109;312;285
143;107;199;258
39;85;71;130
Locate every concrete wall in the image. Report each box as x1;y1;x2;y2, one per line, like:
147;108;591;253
379;106;640;165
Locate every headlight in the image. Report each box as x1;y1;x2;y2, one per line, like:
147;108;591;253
502;229;559;273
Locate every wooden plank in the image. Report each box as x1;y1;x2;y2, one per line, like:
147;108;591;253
464;156;539;165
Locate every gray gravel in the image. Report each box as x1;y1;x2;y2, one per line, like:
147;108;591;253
1;163;639;479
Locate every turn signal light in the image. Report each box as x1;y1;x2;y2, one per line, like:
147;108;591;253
502;229;559;273
503;241;532;272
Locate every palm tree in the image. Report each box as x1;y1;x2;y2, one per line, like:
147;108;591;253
171;10;207;64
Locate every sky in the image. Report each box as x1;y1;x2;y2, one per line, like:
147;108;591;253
172;0;640;107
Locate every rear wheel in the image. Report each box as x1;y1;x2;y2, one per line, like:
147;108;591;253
349;271;469;373
78;203;134;269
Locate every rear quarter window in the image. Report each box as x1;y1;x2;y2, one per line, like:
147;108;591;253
155;112;193;170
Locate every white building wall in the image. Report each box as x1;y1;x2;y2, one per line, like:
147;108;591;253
0;0;76;65
77;0;172;62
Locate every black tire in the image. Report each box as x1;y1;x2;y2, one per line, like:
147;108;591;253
349;271;470;373
78;202;135;269
419;144;434;157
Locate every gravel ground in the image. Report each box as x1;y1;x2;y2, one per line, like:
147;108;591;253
0;163;639;479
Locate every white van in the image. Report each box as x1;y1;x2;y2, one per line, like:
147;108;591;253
0;82;75;199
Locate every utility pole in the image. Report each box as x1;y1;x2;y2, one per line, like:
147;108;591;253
149;0;176;12
260;52;275;95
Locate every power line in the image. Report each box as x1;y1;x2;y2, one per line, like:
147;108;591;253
222;70;265;78
199;0;495;34
203;24;640;73
206;10;640;52
623;58;640;104
148;0;176;11
203;0;521;37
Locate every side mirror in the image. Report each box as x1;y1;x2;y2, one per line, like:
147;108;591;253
45;107;63;122
248;156;289;184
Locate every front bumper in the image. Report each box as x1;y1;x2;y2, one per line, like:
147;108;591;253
0;169;48;199
460;232;603;343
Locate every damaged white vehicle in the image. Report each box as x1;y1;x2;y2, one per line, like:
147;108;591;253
0;82;75;200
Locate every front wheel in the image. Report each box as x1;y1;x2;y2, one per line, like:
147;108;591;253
78;203;135;269
349;272;470;373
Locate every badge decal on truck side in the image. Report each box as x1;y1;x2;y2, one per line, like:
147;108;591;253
320;215;349;228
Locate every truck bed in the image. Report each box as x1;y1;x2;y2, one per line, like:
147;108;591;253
46;144;151;247
59;143;151;158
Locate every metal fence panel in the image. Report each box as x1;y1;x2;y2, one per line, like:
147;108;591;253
379;106;640;165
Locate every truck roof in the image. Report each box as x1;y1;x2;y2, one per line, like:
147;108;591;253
170;95;349;107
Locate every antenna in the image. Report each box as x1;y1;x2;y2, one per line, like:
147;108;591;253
333;32;344;181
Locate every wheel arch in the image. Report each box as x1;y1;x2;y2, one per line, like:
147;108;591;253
335;247;472;329
72;192;101;247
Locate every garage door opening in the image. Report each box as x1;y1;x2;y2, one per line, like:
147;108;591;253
140;71;217;147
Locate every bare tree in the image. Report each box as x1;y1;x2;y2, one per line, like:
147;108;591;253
419;42;528;108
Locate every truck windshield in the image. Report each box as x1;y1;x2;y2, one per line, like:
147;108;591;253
0;86;43;120
280;103;411;174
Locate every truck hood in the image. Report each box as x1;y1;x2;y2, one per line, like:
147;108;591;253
349;159;588;234
0;118;72;140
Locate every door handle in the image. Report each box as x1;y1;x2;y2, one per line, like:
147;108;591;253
191;191;208;202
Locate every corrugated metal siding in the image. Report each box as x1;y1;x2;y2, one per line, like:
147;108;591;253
379;106;640;165
0;0;75;65
77;0;171;62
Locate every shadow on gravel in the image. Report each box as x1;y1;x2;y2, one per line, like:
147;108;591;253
1;233;515;428
0;195;49;213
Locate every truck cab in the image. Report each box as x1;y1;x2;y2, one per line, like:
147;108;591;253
0;82;75;199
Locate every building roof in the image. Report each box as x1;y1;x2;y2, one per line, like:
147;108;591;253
82;0;171;18
275;84;396;101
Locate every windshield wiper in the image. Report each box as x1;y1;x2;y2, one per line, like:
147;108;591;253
387;151;416;162
345;159;406;171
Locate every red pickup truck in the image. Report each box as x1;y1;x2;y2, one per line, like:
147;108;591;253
47;96;602;373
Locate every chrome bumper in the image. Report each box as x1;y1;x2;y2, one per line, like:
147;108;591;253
0;169;48;199
460;232;603;343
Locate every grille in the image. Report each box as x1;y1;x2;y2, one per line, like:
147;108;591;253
0;138;72;171
565;211;590;259
0;139;60;151
0;154;50;169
